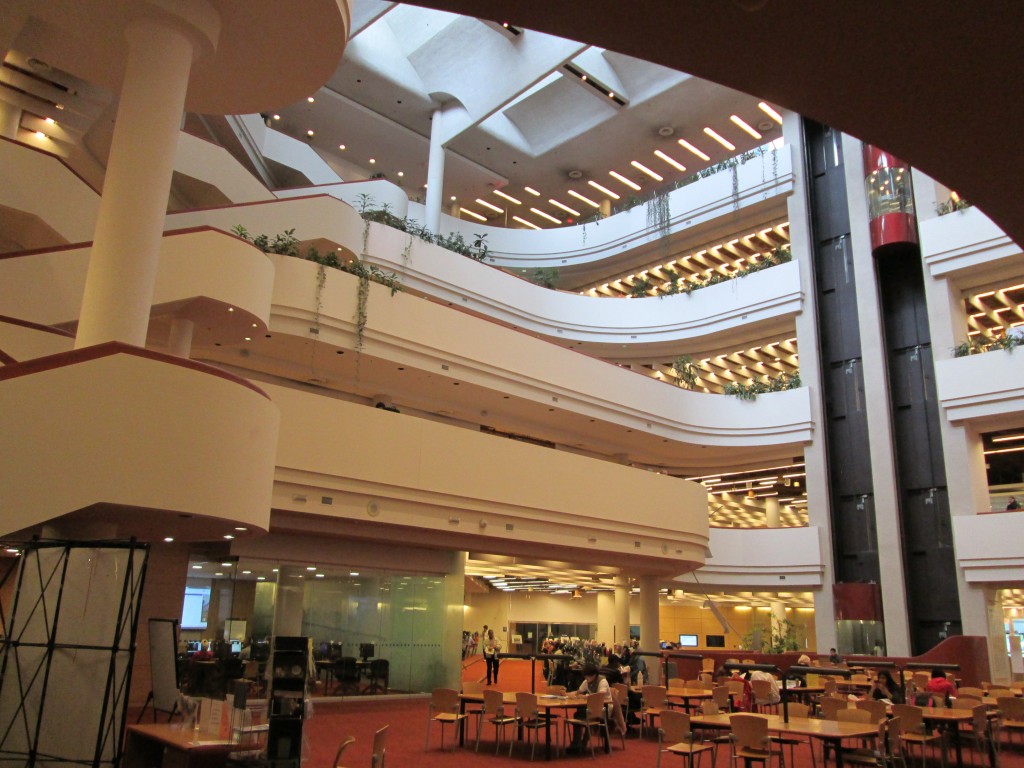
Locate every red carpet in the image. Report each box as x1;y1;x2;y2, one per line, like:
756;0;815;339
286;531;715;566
304;696;1024;768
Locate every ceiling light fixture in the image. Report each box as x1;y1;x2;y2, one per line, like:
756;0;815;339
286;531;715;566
609;170;641;190
524;186;541;196
34;131;47;139
273;114;281;120
494;190;522;205
654;150;686;172
567;189;600;208
758;102;784;124
306;130;314;137
531;208;562;224
678;139;710;161
631;160;663;181
460;207;487;222
307;96;315;103
730;115;762;139
476;198;503;213
588;180;620;200
513;216;542;230
704;127;736;150
338;144;345;150
397;171;404;177
549;199;581;217
368;158;376;164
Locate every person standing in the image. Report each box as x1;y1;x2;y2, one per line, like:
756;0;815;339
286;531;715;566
483;629;502;685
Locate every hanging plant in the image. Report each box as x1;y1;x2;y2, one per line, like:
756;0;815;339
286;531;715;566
645;193;671;237
355;273;370;353
672;354;700;389
731;164;740;211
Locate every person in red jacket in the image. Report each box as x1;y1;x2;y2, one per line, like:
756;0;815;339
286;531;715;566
924;668;958;703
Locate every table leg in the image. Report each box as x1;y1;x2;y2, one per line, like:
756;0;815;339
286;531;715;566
458;700;467;748
544;711;552;761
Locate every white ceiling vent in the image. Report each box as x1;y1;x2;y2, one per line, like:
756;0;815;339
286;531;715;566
657;126;675;137
567;169;584;179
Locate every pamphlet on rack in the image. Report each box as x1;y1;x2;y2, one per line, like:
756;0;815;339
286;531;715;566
198;697;230;739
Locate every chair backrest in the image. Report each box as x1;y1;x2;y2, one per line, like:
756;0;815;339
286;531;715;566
371;725;388;768
697;672;713;688
463;680;484;694
730;713;768;751
788;703;811;718
516;691;539;721
996;696;1024;720
337;657;358;680
612;683;629;705
955;695;982;709
819;697;847;720
483;688;506;716
712;685;730;707
544;685;566;695
891;704;926;733
332;736;355;768
988;688;1015;700
370;659;389;677
750;679;774;701
855;698;887;722
643;685;667;708
958;687;985;699
851;674;869;684
912;673;930;689
823;679;838;696
668;677;686;691
431;688;460;714
660;710;692;744
701;700;720;715
837;708;873;724
702;657;716;672
970;704;989;737
726;679;746;696
585;691;607;720
684;679;703;689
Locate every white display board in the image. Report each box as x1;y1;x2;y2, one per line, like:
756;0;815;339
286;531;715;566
148;618;180;715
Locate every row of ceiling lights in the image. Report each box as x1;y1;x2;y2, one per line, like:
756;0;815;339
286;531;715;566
458;102;784;230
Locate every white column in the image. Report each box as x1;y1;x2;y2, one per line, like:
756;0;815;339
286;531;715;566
424;107;448;235
638;575;661;684
596;591;615;646
614;579;630;646
771;600;787;648
167;317;194;358
76;19;197;348
765;497;781;528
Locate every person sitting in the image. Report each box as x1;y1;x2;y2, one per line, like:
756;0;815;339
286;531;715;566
1008;496;1020;510
748;669;781;706
567;664;626;752
869;670;902;704
827;647;843;665
602;653;627;685
924;668;958;703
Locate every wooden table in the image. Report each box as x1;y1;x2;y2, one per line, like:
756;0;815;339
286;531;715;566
459;691;589;760
691;713;879;768
123;723;235;768
922;707;998;768
666;687;714;712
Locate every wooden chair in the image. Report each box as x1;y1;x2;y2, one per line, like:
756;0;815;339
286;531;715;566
819;696;848;720
729;713;782;768
726;679;747;711
699;700;734;756
424;688;467;751
476;688;518;755
565;692;612;758
772;703;810;766
642;685;669;738
958;687;986;699
608;687;628;750
611;682;631;730
892;704;942;768
855;698;888;722
997;696;1024;748
513;692;547;760
961;703;998;767
712;685;731;712
370;725;388;768
332;736;355;768
750;678;779;714
842;716;908;768
658;710;713;768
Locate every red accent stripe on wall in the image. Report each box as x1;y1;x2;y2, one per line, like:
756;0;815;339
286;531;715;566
0;341;270;400
0;315;76;337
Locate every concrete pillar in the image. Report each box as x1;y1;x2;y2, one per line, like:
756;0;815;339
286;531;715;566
168;317;194;358
424;107;449;235
596;591;615;646
442;551;467;689
273;566;306;636
599;199;612;218
76;17;205;348
765;497;781;528
0;100;21;140
771;600;787;649
638;575;661;684
614;579;630;646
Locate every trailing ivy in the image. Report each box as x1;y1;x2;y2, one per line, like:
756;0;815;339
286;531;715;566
681;245;791;296
672;354;700;389
353;196;490;261
723;371;801;400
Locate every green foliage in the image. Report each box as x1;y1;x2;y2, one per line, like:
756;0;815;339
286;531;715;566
952;333;1023;356
530;268;560;289
935;196;972;216
672;355;700;389
723;371;802;400
682;245;792;296
646;193;671;236
354;196;490;261
739;618;803;654
630;277;654;297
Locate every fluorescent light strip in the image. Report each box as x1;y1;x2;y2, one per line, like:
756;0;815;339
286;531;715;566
631;160;663;181
476;198;503;213
588;180;620;200
703;127;735;151
678;139;710;161
730;115;762;139
758;102;784;124
992;434;1024;443
609;170;641;191
494;190;522;205
654;150;686;172
984;446;1024;455
524;186;541;196
459;207;487;222
531;207;562;224
567;189;600;208
549;199;581;217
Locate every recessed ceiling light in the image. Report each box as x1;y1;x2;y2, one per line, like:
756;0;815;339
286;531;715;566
758;102;784;124
678;139;710;161
338;144;346;150
273;114;280;120
222;562;233;567
588;180;620;200
730;115;762;139
397;171;404;177
654;150;686;172
631;160;663;181
450;195;456;201
223;534;234;539
608;91;615;98
235;526;248;531
215;572;223;576
163;537;174;543
368;158;376;164
228;307;234;312
350;571;360;576
242;570;251;574
257;576;266;581
609;171;641;191
567;189;599;208
704;127;735;151
306;130;314;137
524;186;541;196
192;565;202;569
44;117;55;125
513;216;541;230
460;207;487;222
315;573;325;578
34;131;46;139
244;336;251;341
476;198;503;213
531;208;562;224
307;96;315;103
494;190;522;205
549;199;581;217
306;565;317;571
272;568;279;573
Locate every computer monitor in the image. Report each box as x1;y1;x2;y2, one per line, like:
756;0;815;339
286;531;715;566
359;643;375;660
678;634;699;647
